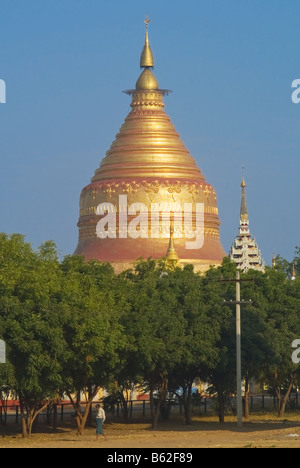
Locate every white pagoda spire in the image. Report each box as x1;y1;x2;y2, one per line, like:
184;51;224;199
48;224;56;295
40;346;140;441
229;177;265;273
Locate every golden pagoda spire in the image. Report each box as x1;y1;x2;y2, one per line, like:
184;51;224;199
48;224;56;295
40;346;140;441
140;16;154;68
136;16;159;91
240;175;248;223
240;166;248;222
291;262;296;280
166;224;180;267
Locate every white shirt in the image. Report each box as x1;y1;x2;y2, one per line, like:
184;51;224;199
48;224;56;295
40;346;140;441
96;407;106;422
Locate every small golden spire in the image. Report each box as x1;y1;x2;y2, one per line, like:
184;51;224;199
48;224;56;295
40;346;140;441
140;16;155;68
166;225;180;266
240;175;248;223
241;166;245;185
291;262;296;280
136;16;159;90
272;253;276;268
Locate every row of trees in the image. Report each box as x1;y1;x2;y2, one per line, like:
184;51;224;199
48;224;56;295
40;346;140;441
0;233;300;437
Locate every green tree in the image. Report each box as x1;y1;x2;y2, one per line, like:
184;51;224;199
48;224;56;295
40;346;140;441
262;268;300;417
292;247;300;276
274;247;300;277
0;234;65;437
202;258;237;423
0;361;15;422
124;259;186;429
167;265;220;425
105;273;141;423
237;269;271;418
59;256;125;434
274;254;291;275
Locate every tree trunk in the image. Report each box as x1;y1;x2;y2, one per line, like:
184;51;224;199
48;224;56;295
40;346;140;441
21;415;28;438
74;400;93;435
275;387;281;414
20;400;31;438
122;398;129;424
68;387;99;435
217;390;225;423
183;383;193;425
149;377;168;430
149;387;155;426
277;375;295;418
244;378;250;419
19;399;48;438
152;402;160;430
53;404;58;431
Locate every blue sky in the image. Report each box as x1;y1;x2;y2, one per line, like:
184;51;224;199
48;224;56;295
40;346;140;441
0;0;299;264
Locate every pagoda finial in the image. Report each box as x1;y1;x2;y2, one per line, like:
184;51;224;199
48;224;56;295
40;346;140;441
144;14;151;30
166;223;180;266
140;16;154;68
240;170;248;223
135;16;159;90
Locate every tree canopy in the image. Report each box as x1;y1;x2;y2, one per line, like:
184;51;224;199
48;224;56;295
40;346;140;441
1;233;300;435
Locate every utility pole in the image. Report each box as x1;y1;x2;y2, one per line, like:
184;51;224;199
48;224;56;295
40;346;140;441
222;271;252;427
235;270;242;427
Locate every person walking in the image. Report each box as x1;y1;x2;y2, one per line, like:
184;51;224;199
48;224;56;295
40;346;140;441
95;403;107;440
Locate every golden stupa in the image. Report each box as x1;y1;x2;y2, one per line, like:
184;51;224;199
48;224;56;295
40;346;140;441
74;19;226;272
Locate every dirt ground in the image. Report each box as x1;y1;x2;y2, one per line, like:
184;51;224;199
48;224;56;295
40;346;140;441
2;416;300;448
